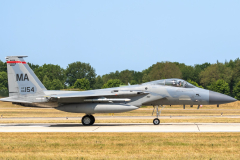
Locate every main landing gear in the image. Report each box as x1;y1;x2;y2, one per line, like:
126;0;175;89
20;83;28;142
82;115;95;126
152;105;165;125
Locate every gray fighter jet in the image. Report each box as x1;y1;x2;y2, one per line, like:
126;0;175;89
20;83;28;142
0;56;237;125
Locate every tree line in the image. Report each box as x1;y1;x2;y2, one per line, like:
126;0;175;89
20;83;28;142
0;58;240;100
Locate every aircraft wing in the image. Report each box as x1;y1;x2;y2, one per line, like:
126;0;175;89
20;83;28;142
50;89;149;99
0;89;150;104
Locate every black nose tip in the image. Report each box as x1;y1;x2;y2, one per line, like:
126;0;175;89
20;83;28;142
209;91;237;104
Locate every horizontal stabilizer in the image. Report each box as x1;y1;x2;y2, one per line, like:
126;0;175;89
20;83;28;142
0;97;32;103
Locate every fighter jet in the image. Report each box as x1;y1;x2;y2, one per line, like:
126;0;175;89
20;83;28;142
0;56;237;125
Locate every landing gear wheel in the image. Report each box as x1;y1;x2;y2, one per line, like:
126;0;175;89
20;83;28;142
153;118;160;125
82;115;95;126
89;115;95;125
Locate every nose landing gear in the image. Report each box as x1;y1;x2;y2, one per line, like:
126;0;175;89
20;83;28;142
153;118;160;125
152;105;165;125
82;115;95;126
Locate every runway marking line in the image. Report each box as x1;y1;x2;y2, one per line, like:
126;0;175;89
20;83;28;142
92;126;100;132
195;123;200;131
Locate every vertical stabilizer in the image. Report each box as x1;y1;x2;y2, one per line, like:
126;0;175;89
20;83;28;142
6;56;46;97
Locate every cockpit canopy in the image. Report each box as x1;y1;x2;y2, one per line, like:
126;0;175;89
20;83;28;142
145;79;195;88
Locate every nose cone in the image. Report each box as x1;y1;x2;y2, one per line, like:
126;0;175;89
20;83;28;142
209;91;237;104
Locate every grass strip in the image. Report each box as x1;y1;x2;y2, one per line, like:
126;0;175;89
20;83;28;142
0;132;239;159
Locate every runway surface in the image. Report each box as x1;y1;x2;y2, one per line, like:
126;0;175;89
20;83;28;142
1;115;240;120
0;123;240;132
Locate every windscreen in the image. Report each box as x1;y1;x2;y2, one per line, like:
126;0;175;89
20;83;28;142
184;82;195;88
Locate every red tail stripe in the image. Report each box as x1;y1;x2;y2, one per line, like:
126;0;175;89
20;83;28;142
7;61;26;64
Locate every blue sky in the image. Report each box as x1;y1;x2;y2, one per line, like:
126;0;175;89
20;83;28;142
1;1;240;75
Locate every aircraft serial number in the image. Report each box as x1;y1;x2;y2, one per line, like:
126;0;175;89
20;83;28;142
21;87;34;92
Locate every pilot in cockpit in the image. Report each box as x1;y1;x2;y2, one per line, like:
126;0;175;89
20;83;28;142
177;81;182;87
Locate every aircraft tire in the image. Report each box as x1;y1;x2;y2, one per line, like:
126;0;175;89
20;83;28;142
82;115;93;126
153;118;160;125
89;115;95;125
